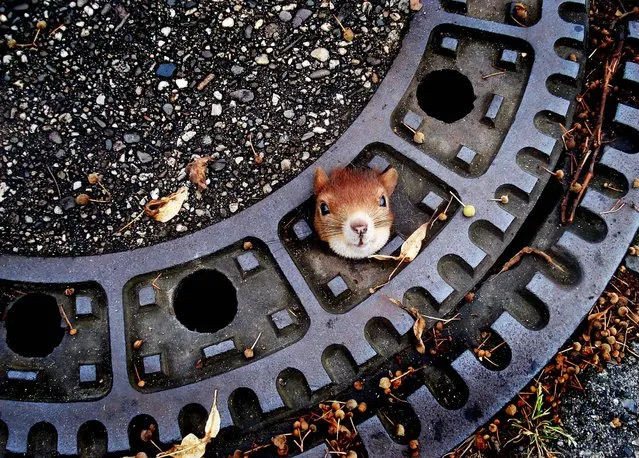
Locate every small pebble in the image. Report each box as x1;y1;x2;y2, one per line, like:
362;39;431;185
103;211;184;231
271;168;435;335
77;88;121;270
310;47;330;62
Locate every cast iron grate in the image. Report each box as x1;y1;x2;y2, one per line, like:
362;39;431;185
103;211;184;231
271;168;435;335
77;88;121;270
2;1;639;457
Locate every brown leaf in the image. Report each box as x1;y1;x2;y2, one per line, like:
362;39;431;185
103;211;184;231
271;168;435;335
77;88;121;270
405;307;426;354
498;246;565;275
368;222;428;263
186;156;212;192
144;187;189;223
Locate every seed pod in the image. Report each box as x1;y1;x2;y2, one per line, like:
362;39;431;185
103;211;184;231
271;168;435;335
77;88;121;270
505;404;517;416
243;348;254;359
335;409;345;420
133;339;144;350
396;424;405;436
346;399;358;411
243;241;253;250
379;377;391;389
332;401;341;411
343;28;354;41
76;194;90;206
358;402;367;413
488;423;498;433
353;380;363;390
88;173;100;184
409;439;419;450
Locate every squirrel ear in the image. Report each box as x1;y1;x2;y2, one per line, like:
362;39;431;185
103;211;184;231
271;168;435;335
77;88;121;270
379;167;398;195
314;167;329;194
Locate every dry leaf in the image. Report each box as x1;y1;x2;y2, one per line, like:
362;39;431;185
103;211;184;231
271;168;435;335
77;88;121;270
405;307;426;354
156;434;205;458
186;156;212;192
144;187;189;223
410;0;423;11
155;390;220;458
369;222;428;262
204;389;221;442
498;246;565;275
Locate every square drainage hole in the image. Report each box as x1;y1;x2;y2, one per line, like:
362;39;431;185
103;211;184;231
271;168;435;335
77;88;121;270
327;275;350;298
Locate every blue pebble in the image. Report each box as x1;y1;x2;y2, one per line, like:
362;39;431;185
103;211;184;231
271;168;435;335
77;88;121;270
156;63;176;77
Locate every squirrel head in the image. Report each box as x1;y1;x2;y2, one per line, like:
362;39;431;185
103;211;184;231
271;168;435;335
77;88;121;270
313;166;398;259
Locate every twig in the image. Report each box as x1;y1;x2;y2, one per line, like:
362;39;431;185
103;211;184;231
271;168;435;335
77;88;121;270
116;208;145;234
481;70;506;79
46;165;61;199
151;273;162;290
113;12;131;33
563;37;625;224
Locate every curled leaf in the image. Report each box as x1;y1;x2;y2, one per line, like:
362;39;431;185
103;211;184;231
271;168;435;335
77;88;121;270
405;307;426;354
369;222;428;263
186;156;212;192
204;389;221;441
155;390;220;458
156;434;206;458
144;187;189;223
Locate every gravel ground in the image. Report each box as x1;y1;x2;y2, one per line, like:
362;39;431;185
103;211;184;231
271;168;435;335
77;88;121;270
0;0;410;256
555;345;639;458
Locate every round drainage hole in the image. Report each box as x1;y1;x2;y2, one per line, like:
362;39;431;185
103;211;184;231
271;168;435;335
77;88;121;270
6;293;65;357
416;69;476;123
174;269;237;333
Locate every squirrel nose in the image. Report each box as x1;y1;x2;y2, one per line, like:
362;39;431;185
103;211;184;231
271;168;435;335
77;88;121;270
350;220;368;236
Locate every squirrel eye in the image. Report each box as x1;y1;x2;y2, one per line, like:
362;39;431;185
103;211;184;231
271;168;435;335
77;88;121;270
320;202;330;215
379;195;387;207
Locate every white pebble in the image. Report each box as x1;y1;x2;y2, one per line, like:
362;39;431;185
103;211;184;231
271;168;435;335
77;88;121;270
73;181;82;190
311;47;330;62
229;202;239;213
280;159;291;171
222;17;234;28
255;54;269;65
175;78;188;89
160;26;171;36
181;131;196;142
211;104;222;116
158;81;169;90
96;94;105;105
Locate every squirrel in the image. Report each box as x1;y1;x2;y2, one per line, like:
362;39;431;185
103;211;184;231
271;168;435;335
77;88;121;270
313;166;398;259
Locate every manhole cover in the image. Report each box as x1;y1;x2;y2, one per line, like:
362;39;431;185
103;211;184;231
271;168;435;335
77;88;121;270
2;1;639;457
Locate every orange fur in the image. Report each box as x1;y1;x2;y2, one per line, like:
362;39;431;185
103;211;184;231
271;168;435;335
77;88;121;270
313;166;398;258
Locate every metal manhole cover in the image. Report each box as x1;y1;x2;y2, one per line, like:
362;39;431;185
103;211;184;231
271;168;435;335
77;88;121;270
2;1;639;457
